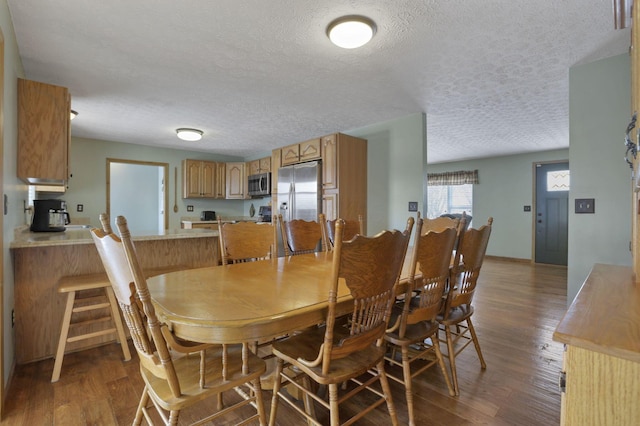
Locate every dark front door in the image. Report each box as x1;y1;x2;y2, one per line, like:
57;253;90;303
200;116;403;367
535;162;569;265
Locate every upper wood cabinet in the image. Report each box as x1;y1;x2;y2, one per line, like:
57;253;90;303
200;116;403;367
182;159;224;199
281;138;321;166
225;162;246;199
248;156;271;175
17;78;71;185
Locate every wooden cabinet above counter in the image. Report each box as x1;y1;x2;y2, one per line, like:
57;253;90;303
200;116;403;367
17;78;71;186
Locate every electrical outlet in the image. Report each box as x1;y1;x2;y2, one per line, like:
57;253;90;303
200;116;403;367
408;201;418;212
77;204;84;212
575;198;595;214
187;205;194;212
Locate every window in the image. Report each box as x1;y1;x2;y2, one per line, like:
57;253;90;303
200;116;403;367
427;184;473;219
546;170;570;192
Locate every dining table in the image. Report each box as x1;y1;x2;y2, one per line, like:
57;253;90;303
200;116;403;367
146;250;415;345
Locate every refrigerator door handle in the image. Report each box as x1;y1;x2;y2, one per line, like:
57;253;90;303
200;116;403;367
288;182;294;222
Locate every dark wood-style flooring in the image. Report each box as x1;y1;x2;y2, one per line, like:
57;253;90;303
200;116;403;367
1;258;567;425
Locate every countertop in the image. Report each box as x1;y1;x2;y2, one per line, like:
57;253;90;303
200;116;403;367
553;263;640;364
10;226;218;249
181;216;259;224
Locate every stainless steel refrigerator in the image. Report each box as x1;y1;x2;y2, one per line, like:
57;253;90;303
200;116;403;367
277;161;321;222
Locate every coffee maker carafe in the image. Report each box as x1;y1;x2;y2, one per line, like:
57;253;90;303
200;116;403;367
31;199;70;232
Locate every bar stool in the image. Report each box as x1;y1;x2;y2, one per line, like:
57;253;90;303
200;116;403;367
51;273;131;382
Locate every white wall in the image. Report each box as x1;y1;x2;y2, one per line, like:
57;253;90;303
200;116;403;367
427;149;569;260
568;53;632;304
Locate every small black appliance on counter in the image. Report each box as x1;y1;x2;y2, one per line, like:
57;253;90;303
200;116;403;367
31;199;70;232
258;206;271;223
201;211;216;221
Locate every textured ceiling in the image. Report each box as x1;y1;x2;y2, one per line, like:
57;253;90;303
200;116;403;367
6;0;631;164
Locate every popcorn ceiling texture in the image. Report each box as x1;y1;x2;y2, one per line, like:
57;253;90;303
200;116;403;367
7;0;630;163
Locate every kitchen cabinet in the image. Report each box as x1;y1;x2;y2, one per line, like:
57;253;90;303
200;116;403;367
215;162;226;199
272;132;366;230
17;78;71;186
248;156;271;175
281;138;321;166
320;133;367;227
225;162;246;199
182;159;223;199
553;264;640;425
181;221;218;230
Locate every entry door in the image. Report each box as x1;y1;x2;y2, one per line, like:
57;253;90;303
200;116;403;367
535;162;569;265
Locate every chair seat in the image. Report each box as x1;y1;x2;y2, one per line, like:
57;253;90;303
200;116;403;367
142;344;266;412
272;326;386;386
385;308;440;346
438;305;474;325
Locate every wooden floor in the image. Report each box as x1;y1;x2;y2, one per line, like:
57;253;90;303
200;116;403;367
0;258;567;425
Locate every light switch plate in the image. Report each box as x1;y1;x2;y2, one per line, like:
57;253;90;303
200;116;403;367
408;201;418;212
575;198;595;214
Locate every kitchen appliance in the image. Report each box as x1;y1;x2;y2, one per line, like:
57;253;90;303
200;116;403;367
201;211;216;221
277;161;321;222
247;172;271;197
258;206;272;223
31;199;70;232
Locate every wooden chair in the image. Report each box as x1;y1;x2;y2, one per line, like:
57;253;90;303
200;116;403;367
277;214;324;256
438;217;493;396
91;215;266;425
268;217;414;426
217;218;275;265
321;214;364;250
384;218;456;425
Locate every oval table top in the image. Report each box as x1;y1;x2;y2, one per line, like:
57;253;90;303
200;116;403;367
147;251;414;345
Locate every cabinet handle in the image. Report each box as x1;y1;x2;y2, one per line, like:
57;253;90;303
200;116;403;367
558;371;566;393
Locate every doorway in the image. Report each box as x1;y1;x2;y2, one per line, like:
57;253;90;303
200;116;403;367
534;162;569;265
106;159;169;233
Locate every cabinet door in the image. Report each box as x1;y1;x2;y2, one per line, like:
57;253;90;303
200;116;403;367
321;134;337;190
226;162;245;199
323;191;338;221
259;156;271;172
183;160;202;198
201;161;216;198
18;78;70;184
281;143;300;166
248;160;260;175
299;138;321;162
215;162;226;198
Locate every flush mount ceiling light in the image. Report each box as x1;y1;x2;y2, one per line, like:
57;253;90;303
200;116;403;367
326;15;376;49
70;110;78;120
176;128;203;141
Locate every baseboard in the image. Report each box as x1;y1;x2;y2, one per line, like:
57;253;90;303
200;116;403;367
485;255;531;264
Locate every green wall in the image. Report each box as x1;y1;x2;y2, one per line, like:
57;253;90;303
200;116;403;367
568;53;632;304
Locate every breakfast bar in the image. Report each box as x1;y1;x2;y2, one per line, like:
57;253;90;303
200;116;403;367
11;226;219;364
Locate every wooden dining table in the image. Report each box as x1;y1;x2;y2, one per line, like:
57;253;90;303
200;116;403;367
146;250;414;345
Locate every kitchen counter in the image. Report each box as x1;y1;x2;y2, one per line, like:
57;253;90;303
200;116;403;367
11;226;217;249
181;216;258;225
12;225;219;364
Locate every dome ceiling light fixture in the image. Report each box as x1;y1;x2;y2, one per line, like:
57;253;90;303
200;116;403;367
326;15;376;49
176;128;204;141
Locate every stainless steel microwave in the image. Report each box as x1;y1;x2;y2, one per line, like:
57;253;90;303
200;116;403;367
247;172;271;197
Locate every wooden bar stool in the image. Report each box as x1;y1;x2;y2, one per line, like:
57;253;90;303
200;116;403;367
51;273;131;382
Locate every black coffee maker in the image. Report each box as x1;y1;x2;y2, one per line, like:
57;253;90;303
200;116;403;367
31;199;70;232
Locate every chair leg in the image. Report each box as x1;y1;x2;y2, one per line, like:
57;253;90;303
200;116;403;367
444;325;460;396
328;383;340;426
467;318;486;369
433;335;456;397
377;360;399;426
268;358;285;426
400;346;416;426
105;287;131;361
51;291;76;382
252;377;267;426
134;386;150;425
